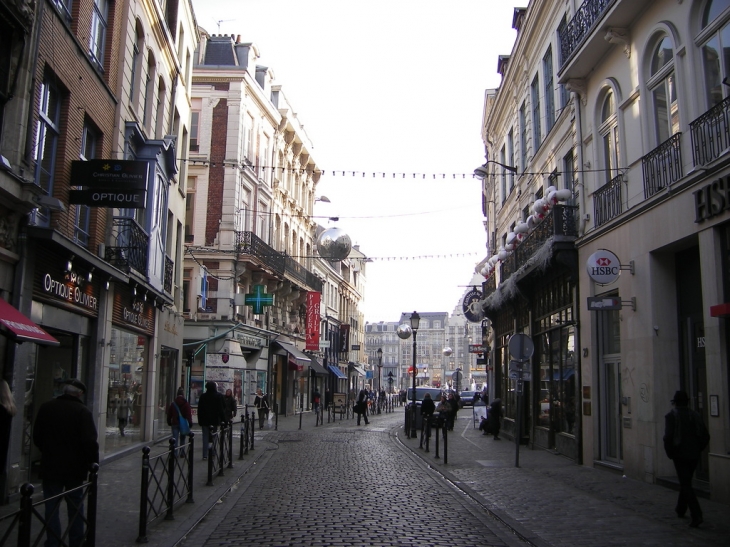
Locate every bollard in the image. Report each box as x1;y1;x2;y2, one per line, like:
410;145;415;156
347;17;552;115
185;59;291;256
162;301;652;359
166;438;176;520
299;405;303;430
243;414;249;455
434;421;440;459
442;425;448;465
251;412;256;449
18;483;33;547
86;463;99;547
187;432;195;503
218;426;225;477
137;447;150;543
206;428;214;486
227;421;234;468
274;403;279;430
239;415;245;459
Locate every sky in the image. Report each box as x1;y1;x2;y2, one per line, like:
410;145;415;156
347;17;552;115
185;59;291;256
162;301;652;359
191;0;522;323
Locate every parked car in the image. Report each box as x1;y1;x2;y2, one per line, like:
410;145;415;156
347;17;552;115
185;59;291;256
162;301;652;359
459;391;480;408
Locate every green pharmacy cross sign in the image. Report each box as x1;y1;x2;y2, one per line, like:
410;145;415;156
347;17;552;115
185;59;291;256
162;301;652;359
244;285;274;314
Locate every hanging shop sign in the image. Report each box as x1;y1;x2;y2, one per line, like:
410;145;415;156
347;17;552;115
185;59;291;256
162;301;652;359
462;288;484;323
69;160;148;208
587;296;622;310
305;291;321;351
586;249;621;285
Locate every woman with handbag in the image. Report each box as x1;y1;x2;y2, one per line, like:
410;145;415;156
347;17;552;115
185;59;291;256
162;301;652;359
167;388;193;453
355;388;369;426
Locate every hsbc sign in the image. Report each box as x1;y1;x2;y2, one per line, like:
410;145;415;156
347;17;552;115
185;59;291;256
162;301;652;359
586;249;621;284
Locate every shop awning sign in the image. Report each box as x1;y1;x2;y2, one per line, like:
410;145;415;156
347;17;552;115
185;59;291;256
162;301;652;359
0;299;59;346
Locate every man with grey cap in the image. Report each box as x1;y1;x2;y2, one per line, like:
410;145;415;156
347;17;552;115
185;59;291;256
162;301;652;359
197;381;225;460
33;378;99;547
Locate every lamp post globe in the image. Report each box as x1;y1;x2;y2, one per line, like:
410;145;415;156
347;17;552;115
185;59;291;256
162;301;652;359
316;227;352;262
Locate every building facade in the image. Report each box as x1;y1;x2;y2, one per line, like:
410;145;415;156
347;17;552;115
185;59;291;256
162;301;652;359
480;0;730;504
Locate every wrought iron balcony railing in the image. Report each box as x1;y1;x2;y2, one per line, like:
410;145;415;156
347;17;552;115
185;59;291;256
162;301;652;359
558;0;615;67
164;255;173;294
235;231;323;292
482;274;496;298
105;217;149;273
642;132;682;198
500;205;578;280
593;174;623;228
690;95;730;166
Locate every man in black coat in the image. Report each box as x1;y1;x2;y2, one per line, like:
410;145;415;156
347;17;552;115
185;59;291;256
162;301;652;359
197;381;226;460
663;390;710;528
33;378;98;547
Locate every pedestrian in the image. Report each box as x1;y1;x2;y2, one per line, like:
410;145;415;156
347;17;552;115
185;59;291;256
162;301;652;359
0;380;17;484
420;392;436;443
197;381;225;460
33;379;98;547
254;388;269;430
312;388;321;414
488;398;503;440
223;388;238;422
663;390;710;528
355;388;369;425
446;392;459;431
436;394;451;426
117;395;132;437
324;388;332;410
167;388;192;453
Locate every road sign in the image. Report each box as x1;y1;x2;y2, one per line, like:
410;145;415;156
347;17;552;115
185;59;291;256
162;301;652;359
508;334;534;362
587;296;622;310
469;344;487;354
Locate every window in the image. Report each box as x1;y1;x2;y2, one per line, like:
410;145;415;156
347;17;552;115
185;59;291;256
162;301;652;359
51;0;72;23
543;46;555;133
142;55;156;128
189;111;199;151
75;122;97;246
507;129;515;192
648;36;678;145
563;150;576;206
557;17;570;109
531;75;542;149
700;0;730;107
129;29;142;104
32;75;62;227
500;145;507;203
155;78;166;138
89;0;109;71
519;102;527;170
599;89;620;184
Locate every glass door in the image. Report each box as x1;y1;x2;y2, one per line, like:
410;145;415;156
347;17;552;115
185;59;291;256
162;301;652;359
601;358;623;463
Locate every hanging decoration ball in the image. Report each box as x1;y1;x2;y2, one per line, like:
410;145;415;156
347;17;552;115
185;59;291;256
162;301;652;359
442;346;453;357
396;323;413;340
317;227;352;262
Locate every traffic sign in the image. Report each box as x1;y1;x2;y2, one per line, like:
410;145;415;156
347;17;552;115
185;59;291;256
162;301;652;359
508;334;534;362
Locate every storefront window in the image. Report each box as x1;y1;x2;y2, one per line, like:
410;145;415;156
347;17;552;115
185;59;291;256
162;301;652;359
105;327;147;452
156;348;177;439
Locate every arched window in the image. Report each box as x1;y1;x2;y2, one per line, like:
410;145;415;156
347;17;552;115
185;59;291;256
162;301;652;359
648;35;679;145
599;90;620;184
699;0;730;106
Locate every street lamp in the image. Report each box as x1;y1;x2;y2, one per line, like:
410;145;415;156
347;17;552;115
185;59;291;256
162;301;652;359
409;311;420;438
377;347;383;414
473;160;518;180
315;195;331;203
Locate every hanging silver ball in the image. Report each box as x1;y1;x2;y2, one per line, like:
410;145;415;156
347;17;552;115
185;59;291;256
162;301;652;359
396;323;412;340
317;227;352;262
442;347;453;357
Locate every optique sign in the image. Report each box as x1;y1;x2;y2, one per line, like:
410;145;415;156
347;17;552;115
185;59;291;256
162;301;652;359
586;249;621;285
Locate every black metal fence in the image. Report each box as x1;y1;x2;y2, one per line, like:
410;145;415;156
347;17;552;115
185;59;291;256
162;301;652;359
205;423;234;487
642;132;682;198
0;464;99;547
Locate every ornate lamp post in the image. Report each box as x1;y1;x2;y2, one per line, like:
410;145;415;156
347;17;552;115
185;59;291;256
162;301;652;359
377;347;383;414
409;311;420;438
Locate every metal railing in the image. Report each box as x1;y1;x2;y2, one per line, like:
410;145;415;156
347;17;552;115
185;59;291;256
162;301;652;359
137;436;194;542
235;231;285;275
593;174;623;228
690;95;730;166
0;465;99;547
500;205;578;279
558;0;615;67
105;217;149;273
642;133;683;198
205;423;233;486
482;274;496;298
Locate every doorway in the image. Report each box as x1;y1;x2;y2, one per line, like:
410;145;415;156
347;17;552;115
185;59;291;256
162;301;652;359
597;305;622;465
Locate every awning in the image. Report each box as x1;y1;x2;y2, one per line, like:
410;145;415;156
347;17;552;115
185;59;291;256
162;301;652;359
273;341;310;372
308;356;328;376
0;299;59;346
328;365;347;379
351;365;366;377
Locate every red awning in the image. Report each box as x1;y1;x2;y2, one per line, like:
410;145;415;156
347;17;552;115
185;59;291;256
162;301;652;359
710;303;730;317
0;299;59;346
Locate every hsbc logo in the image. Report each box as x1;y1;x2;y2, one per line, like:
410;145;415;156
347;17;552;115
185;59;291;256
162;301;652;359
586;249;621;284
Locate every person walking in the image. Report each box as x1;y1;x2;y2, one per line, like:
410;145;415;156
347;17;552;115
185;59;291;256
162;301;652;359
447;392;459;431
223;388;238;423
117;395;132;437
33;379;99;547
488;398;503;440
312;388;321;415
420;392;436;449
167;388;193;453
355;388;369;425
197;381;225;460
663;390;710;527
254;388;269;430
324;388;332;410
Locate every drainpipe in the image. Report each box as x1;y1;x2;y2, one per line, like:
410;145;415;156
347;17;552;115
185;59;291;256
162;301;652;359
574;94;588;236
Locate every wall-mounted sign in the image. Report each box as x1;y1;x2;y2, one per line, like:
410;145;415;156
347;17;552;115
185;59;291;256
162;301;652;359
462;288;484;323
244;285;273;314
586;249;621;285
694;175;730;223
305;292;321;351
468;344;487;354
587;296;622;310
69;160;148;208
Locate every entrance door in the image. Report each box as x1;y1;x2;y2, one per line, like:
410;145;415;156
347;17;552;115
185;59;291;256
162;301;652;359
600;357;623;464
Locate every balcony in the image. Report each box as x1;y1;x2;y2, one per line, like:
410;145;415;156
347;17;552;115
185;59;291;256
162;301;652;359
235;231;323;292
105;217;149;273
557;0;644;82
482;274;496;299
593;174;623;228
642;133;683;198
690;96;730;167
500;205;578;280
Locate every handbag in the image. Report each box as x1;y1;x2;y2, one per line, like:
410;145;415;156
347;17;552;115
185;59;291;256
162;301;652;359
173;401;191;435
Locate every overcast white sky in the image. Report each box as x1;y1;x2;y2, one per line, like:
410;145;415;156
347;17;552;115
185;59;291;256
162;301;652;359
191;0;522;323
